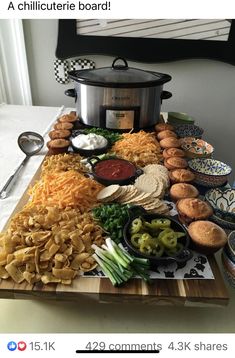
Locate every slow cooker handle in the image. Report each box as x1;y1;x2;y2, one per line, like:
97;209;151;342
112;57;129;70
87;156;101;169
64;89;77;101
161;90;172;104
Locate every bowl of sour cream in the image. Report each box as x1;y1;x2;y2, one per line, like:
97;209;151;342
71;133;109;157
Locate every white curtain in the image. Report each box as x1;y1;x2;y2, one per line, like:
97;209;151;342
0;19;32;105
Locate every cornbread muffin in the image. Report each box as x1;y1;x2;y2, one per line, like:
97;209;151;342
188;220;227;254
69;111;77;119
155;122;174;132
58;114;77;124
163;147;185;159
54;122;74;130
47;139;70;154
159;137;181;149
157;130;177;141
48;129;71;140
169;168;195;183
164;156;188;170
176;198;213;224
169;183;199;202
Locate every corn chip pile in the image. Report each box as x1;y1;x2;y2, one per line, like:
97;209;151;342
0;153;105;285
41;153;87;175
0;206;104;285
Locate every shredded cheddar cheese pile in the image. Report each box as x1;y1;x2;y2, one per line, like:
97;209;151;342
111;130;162;166
28;170;103;210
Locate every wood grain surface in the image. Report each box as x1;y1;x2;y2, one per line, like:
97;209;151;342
0;160;229;306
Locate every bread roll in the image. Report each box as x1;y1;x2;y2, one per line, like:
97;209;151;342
159;137;181;149
176;198;213;224
170;183;199;202
163;148;185;159
188;220;227;254
157;130;177;141
164;157;188;170
169;169;195;183
155;122;174;132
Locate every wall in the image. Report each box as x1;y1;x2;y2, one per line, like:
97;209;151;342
23;19;235;176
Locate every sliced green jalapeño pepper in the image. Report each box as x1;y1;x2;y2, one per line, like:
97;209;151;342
159;231;177;249
150;218;171;229
130;218;143;234
158;228;174;240
139;239;155;255
130;233;142;248
151;238;164;257
140;233;152;243
165;243;184;257
173;232;186;239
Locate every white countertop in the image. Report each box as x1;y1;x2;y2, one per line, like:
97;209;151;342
0;104;235;334
0;104;65;230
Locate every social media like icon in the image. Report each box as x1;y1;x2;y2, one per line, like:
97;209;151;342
18;341;27;351
7;341;17;351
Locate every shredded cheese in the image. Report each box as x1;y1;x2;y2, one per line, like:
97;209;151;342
28;170;103;210
111;131;162;167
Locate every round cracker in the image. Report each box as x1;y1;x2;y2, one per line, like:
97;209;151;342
134;174;158;194
125;192;151;204
152;177;165;198
143;164;168;176
97;185;120;201
119;187;139;203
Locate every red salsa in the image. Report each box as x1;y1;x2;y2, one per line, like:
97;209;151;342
94;159;135;180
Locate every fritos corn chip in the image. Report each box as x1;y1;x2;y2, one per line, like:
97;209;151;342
0;206;104;285
41;153;87;174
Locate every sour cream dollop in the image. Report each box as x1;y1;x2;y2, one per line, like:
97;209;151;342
72;133;108;150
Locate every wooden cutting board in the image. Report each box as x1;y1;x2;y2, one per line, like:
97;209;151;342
0;161;229;306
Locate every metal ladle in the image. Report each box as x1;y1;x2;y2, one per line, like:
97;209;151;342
0;131;44;199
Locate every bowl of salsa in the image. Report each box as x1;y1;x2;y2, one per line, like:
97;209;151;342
88;157;142;185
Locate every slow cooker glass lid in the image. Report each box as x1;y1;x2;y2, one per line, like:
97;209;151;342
70;63;171;87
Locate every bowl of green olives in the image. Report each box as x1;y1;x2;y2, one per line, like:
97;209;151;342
123;209;192;267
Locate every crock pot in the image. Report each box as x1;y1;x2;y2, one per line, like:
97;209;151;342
65;57;172;130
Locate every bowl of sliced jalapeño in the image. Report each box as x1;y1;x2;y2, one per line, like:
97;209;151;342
123;207;192;268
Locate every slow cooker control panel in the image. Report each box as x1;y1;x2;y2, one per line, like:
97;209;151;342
102;106;140;130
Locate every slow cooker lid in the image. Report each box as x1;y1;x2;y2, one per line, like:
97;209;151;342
68;57;172;88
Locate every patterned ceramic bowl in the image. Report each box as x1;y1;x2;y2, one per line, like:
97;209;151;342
180;137;214;159
167;112;195;126
188;158;232;187
175;124;204;139
221;261;235;289
224;245;235;266
205;188;235;223
210;214;235;230
222;249;235;277
228;231;235;260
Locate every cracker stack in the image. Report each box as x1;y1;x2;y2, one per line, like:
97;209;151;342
97;164;170;214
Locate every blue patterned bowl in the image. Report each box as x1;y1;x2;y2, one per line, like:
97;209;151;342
188;158;232;188
228;231;235;259
205;188;235;223
222;268;235;288
221;250;235;288
175;124;204;138
222;250;235;277
210;214;235;230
